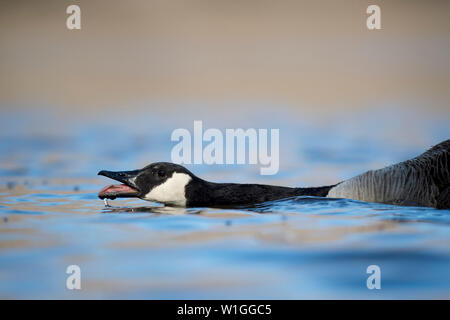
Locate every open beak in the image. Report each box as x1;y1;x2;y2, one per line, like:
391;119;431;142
97;170;140;200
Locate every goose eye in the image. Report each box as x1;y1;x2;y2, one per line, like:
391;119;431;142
157;170;166;178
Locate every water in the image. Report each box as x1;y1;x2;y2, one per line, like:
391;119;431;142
1;106;450;299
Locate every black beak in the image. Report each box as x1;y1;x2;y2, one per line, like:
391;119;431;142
97;169;141;199
97;170;140;189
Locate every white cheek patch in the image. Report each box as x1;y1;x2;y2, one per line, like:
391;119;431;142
143;172;191;206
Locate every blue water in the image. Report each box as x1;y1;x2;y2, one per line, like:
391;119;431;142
0;106;449;299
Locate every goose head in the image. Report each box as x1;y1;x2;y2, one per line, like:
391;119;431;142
98;162;195;206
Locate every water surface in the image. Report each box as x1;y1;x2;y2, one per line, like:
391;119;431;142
1;107;449;299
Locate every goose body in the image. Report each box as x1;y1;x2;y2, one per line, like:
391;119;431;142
98;139;450;209
327;139;450;208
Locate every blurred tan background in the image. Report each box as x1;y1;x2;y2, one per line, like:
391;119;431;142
0;0;449;116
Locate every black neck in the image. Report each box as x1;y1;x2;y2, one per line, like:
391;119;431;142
185;178;335;207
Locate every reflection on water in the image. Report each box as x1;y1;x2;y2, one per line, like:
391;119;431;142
0;107;450;299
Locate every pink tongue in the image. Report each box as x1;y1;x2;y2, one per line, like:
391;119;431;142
99;184;136;196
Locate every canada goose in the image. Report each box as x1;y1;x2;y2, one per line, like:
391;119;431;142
98;139;449;209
